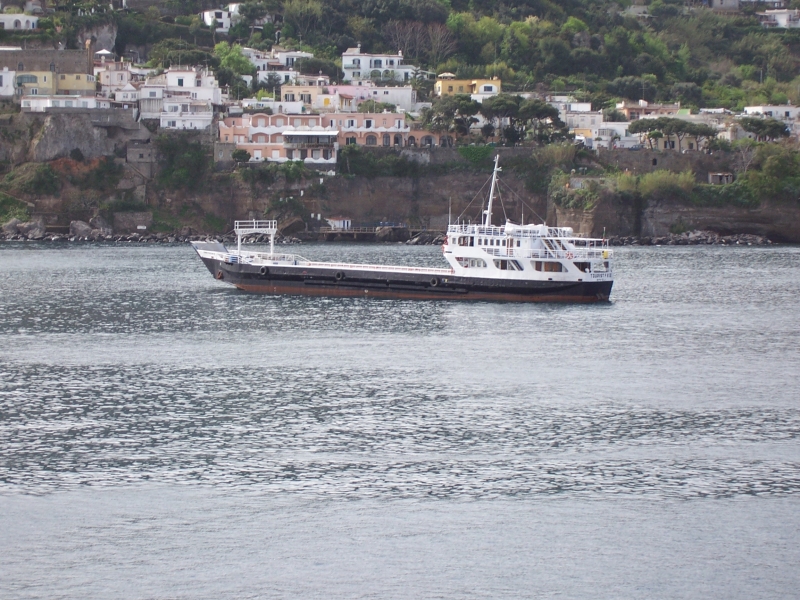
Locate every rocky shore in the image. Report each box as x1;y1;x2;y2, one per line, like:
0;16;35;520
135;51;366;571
607;230;773;246
0;218;775;247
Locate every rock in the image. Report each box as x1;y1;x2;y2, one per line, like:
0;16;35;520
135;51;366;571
89;215;113;235
17;218;46;240
70;220;93;237
2;218;21;235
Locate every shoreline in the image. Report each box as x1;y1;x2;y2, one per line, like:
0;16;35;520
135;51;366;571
0;229;777;247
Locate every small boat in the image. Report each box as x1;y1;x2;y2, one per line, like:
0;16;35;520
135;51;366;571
192;156;614;302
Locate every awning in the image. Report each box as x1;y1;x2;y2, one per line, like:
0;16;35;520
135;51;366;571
282;130;339;136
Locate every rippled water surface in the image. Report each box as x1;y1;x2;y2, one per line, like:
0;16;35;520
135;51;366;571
1;242;799;599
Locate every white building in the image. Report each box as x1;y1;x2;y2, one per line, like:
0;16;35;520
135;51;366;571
201;9;232;33
241;46;315;85
757;9;800;27
227;3;272;27
160;98;213;130
341;46;432;83
164;68;223;104
0;14;38;30
96;62;132;96
0;66;15;98
240;97;306;114
21;95;111;112
138;83;165;119
114;82;140;103
744;105;800;120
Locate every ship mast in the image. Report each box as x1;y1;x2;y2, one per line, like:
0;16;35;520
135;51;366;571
483;155;501;227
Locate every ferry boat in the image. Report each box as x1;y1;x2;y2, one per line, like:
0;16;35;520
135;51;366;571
192;156;614;302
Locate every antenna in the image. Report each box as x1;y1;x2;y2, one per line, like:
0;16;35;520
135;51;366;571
483;155;501;227
448;196;451;226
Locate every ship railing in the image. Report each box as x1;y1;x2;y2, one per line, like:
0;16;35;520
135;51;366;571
234;220;278;235
479;248;614;260
304;261;453;275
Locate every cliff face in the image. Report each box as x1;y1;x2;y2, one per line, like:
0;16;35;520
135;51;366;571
0;112;150;165
555;195;800;242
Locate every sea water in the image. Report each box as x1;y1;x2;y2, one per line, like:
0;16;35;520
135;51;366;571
0;242;798;599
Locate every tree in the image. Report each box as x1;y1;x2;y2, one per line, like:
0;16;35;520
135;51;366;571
423;94;480;135
238;2;268;38
687;123;717;150
480;94;522;143
358;100;396;113
283;0;323;41
740;117;790;142
517;98;563;143
214;42;254;77
294;57;341;80
426;23;457;68
732;138;760;173
232;149;252;162
383;20;427;61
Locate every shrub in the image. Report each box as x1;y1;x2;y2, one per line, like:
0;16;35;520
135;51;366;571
155;135;210;191
457;145;493;164
232;149;251;162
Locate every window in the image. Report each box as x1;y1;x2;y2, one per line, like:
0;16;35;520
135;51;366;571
309;118;316;126
532;261;563;272
52;100;60;107
0;76;2;86
388;60;394;66
346;137;356;145
456;257;487;268
365;119;373;128
383;134;390;146
384;91;389;95
80;101;88;108
366;135;377;145
177;78;184;87
346;119;355;128
168;120;176;127
275;118;284;126
65;100;73;107
43;76;47;83
139;153;144;159
17;62;23;71
60;74;66;80
373;59;382;68
149;91;156;97
447;86;453;92
483;85;492;92
293;118;301;126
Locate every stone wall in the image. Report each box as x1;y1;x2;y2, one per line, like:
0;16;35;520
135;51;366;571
597;148;734;182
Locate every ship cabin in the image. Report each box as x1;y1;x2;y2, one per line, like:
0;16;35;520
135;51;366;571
445;222;613;282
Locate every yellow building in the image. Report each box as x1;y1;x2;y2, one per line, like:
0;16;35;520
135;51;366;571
434;76;501;97
56;72;96;95
0;49;94;97
15;71;57;95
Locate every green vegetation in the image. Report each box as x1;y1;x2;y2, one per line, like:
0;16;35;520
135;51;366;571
155;135;210;191
2;164;60;197
0;193;29;223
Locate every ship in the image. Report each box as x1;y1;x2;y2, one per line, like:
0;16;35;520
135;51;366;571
191;156;614;302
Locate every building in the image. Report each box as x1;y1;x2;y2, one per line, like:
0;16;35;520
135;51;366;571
756;9;800;27
0;66;15;98
341;46;432;83
160;98;213;130
201;9;232;33
96;61;132;96
219;112;339;165
434;75;501;98
0;14;39;30
706;0;739;12
0;48;93;97
21;95;111;112
241;46;315;85
281;82;419;112
743;105;800;120
615;100;681;121
138;67;223;119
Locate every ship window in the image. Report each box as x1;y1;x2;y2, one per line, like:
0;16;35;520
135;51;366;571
533;261;563;272
575;262;591;273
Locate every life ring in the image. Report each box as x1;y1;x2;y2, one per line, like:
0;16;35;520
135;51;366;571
566;252;574;260
216;270;224;280
334;271;345;282
430;277;439;287
259;266;269;276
